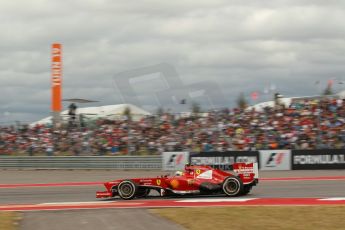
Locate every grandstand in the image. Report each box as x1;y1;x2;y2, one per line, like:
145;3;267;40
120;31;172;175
1;93;344;156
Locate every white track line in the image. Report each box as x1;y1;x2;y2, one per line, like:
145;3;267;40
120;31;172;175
176;198;257;202
40;201;116;205
318;198;345;201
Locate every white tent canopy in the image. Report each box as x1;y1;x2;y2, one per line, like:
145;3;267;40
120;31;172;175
246;98;292;112
337;90;345;99
247;93;343;112
31;104;151;126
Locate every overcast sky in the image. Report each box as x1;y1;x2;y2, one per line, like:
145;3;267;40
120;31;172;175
1;0;345;124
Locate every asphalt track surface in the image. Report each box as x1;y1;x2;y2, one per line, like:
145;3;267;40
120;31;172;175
1;169;344;230
0;170;345;205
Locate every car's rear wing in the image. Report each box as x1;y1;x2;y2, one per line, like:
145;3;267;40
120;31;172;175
233;162;259;184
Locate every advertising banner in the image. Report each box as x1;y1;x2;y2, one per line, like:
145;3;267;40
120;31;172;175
162;152;189;171
189;151;259;170
259;150;291;171
292;149;345;170
51;43;62;112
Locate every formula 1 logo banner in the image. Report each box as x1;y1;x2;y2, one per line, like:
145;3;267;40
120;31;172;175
292;149;345;170
189;151;259;171
259;150;291;171
163;152;189;171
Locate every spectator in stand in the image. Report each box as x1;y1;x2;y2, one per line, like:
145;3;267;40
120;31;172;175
0;98;344;155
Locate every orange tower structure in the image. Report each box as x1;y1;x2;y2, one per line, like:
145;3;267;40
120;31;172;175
51;43;62;127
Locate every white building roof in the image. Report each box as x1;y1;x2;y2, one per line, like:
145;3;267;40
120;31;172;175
31;104;151;126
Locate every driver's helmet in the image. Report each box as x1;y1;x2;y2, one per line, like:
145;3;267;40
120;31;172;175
175;171;183;176
184;163;192;173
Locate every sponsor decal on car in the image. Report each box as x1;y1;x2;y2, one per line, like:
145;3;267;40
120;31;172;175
187;179;195;185
139;179;153;183
196;170;213;180
233;167;254;173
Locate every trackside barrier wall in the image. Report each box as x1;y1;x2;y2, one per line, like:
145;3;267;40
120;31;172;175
0;156;161;169
1;150;345;170
259;150;291;171
292;149;345;170
189;151;259;170
162;152;189;171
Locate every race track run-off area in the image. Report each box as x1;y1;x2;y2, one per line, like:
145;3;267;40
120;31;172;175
0;172;345;212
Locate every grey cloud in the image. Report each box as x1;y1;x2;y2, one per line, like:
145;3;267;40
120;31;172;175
1;0;345;123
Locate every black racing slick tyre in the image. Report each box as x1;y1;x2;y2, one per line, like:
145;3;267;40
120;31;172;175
118;180;137;200
222;176;243;197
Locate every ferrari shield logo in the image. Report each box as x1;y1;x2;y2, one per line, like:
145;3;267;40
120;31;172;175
156;179;161;185
187;179;195;185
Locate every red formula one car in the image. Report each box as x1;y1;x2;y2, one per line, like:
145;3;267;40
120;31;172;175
96;162;259;200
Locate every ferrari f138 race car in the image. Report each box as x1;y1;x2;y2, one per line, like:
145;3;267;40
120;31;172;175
96;162;259;200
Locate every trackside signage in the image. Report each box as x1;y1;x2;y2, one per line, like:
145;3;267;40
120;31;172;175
292;149;345;170
259;150;291;171
162;152;189;171
190;151;259;170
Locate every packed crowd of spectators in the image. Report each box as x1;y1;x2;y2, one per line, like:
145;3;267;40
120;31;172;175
1;97;344;156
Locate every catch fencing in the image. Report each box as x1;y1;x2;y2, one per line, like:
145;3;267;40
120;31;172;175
0;156;162;169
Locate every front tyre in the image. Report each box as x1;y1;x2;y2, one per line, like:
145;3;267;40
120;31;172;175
118;180;137;200
222;176;243;197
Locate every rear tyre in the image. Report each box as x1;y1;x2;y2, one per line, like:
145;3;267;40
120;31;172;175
222;176;243;197
118;180;137;200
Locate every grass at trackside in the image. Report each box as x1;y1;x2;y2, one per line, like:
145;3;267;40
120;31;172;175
0;212;19;230
151;206;345;230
